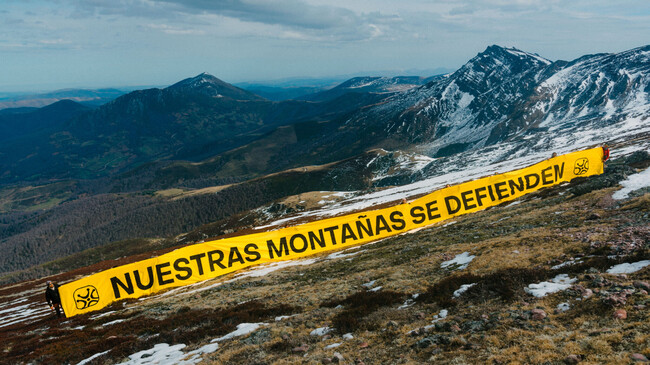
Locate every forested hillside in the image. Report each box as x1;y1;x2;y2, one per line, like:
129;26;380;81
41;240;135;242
0;152;381;280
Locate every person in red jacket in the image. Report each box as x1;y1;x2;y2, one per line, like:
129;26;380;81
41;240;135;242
45;281;64;318
602;144;610;162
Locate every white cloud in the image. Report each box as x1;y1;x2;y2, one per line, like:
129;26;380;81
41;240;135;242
0;0;648;91
146;23;205;35
62;0;403;42
39;38;72;45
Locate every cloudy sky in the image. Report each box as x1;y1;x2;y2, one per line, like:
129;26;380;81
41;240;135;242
2;0;649;91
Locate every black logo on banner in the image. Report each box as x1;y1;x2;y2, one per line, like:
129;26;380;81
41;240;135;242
573;158;589;175
74;285;100;309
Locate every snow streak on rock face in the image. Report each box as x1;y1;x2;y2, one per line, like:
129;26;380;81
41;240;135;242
537;46;650;129
338;76;424;92
350;45;553;153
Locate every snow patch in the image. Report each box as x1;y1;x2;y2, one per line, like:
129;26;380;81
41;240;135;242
525;274;577;297
117;343;188;365
212;323;265;342
117;342;220;365
238;259;318;279
310;327;332;336
275;315;297;321
506;200;523;207
361;280;377;288
606;260;650;274
102;319;126;326
441;252;475;270
327;249;363;260
0;301;52;329
551;258;580;270
398;299;414;309
77;350;110;365
453;284;476;297
612;167;650;200
431;309;449;323
90;311;117;320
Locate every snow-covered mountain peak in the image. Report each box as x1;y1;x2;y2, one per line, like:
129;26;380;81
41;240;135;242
474;45;551;67
330;44;649;162
534;45;650;128
171;73;224;88
167;73;264;101
451;45;551;89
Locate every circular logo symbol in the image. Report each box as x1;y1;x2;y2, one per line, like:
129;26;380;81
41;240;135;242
574;158;589;175
73;285;100;309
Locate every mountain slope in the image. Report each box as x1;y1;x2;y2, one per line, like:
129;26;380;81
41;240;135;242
1;151;649;365
0;149;389;276
85;45;650;192
3;45;647;188
0;74;387;184
1;44;649;276
531;45;650;129
298;76;428;102
257;44;649;163
0;100;90;143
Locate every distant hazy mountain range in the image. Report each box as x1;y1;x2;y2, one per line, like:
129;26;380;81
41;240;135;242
0;88;126;109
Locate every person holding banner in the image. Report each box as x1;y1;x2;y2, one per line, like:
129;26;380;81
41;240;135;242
59;147;606;317
45;281;64;318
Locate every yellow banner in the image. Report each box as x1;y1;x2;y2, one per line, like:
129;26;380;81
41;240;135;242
59;147;604;316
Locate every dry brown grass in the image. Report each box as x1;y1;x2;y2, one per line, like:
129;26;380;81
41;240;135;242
2;182;649;364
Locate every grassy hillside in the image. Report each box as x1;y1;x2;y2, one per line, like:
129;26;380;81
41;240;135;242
0;155;648;364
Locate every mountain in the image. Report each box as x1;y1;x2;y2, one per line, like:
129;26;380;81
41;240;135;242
297;76;428;102
166;72;265;101
233;85;327;101
0;99;90;142
315;45;555;156
0;107;39;115
236;73;450;102
272;45;649;161
25;44;647;192
0;88;125;109
3;45;647;190
0;73;388;185
526;46;650;129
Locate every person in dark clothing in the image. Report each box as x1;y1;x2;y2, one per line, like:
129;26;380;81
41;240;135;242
602;144;610;162
45;281;64;318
